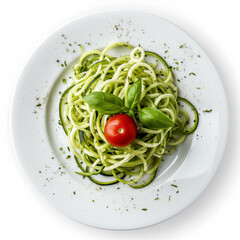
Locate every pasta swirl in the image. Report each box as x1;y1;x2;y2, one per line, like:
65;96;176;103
59;42;199;188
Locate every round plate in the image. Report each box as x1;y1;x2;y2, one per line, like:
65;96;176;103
11;11;228;230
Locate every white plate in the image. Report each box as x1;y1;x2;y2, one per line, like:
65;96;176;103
11;11;228;230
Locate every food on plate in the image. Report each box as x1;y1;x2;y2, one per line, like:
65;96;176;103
59;42;198;188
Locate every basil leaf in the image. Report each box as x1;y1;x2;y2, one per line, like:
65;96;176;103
127;78;142;109
139;107;175;129
127;109;137;122
122;106;130;113
83;92;123;114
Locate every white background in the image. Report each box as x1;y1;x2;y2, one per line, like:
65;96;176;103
1;0;239;239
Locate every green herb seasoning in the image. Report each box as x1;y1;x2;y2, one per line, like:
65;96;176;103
203;109;212;113
179;44;186;48
189;72;196;76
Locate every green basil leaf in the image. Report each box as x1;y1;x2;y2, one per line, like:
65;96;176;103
139;107;175;129
83;92;123;114
122;106;130;113
127;78;142;109
127;109;137;122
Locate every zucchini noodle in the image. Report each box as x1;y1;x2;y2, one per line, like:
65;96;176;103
59;42;199;188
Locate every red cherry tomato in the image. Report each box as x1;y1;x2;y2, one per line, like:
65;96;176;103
104;114;137;148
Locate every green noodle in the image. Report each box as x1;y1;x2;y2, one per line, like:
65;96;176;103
59;42;199;188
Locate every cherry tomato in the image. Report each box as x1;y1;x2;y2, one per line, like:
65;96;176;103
104;114;137;148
